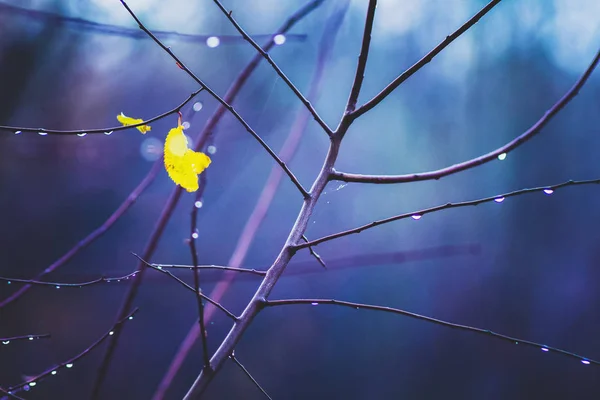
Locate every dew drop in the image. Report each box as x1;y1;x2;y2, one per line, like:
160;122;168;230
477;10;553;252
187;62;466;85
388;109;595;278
104;131;113;136
77;132;87;137
543;189;554;195
206;36;220;48
541;347;549;352
311;302;318;306
66;363;73;368
182;121;191;130
497;153;507;161
581;359;590;365
2;341;10;345
411;214;422;220
38;131;48;136
51;370;57;375
193;102;203;112
274;34;286;45
195;201;203;209
207;145;217;155
14;130;22;135
494;197;505;203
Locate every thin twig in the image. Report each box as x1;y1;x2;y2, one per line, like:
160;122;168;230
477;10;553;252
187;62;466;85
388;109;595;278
334;48;600;183
0;3;308;45
134;254;238;321
229;352;273;400
263;299;599;366
150;264;267;275
344;0;377;115
119;0;309;198
297;178;600;249
0;270;140;288
301;235;327;269
0;89;202;135
351;0;503;120
0;334;50;344
212;0;333;137
189;174;211;370
95;2;322;396
7;309;138;395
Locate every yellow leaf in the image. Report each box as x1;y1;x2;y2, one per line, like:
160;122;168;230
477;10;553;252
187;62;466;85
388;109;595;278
164;124;211;192
116;112;152;134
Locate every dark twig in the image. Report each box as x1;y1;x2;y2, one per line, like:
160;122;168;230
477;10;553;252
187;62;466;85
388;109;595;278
7;309;138;394
297;178;600;249
119;0;309;198
0;3;308;45
146;264;267;276
229;352;273;400
344;0;377;115
334;48;600;183
351;0;503;120
212;0;333;137
301;235;327;269
134;254;238;321
0;271;140;289
0;334;50;344
189;174;211;370
0;89;202;135
263;299;599;367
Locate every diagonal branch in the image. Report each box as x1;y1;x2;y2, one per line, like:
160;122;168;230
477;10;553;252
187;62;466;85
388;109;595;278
0;387;25;400
297;178;600;250
0;89;202;135
263;299;599;366
229;352;273;400
350;0;502;121
189;174;211;369
134;254;238;321
0;3;308;45
213;0;333;137
333;48;600;184
344;0;377;115
7;309;138;395
301;235;327;269
119;0;309;198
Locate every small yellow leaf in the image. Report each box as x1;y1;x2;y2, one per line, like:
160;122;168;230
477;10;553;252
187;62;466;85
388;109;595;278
117;112;152;134
164;124;211;192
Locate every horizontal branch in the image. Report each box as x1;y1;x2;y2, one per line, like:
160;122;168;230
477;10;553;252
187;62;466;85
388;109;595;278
334;47;600;184
0;89;201;135
297;178;600;249
263;299;599;366
7;309;138;394
0;3;307;45
350;0;502;120
148;263;266;276
213;0;333;136
0;270;140;288
1;334;50;344
120;0;309;198
134;254;238;321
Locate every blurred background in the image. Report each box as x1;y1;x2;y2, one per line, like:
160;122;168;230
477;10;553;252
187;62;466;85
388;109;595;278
0;0;599;398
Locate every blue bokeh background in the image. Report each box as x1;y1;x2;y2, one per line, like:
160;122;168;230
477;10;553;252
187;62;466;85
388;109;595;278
0;0;599;398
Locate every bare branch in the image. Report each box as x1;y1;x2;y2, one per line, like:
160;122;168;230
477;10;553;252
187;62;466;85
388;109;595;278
0;270;139;289
0;334;50;344
334;48;600;184
189;174;211;370
351;0;503;120
119;0;309;198
134;255;238;321
150;264;267;276
297;178;600;250
263;299;599;366
0;89;202;135
7;309;138;395
344;0;377;115
213;0;334;137
229;352;273;400
0;386;25;400
301;235;327;269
